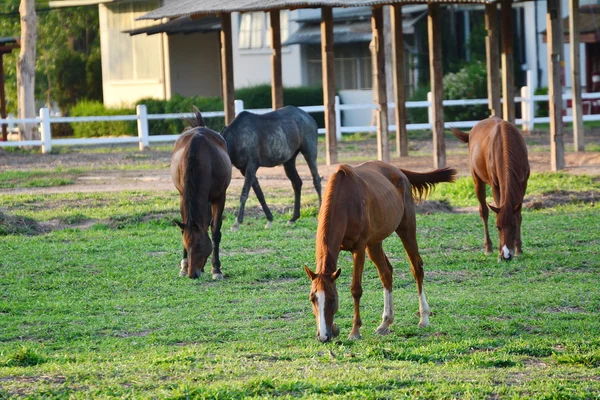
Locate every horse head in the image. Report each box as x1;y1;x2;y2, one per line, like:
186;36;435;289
488;203;522;262
304;266;341;342
175;220;213;278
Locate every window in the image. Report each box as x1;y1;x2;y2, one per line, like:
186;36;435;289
306;44;372;90
240;10;289;50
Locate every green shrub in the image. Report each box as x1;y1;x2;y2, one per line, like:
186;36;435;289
535;87;549;117
70;101;135;138
406;85;430;124
54;51;87;113
443;61;489;122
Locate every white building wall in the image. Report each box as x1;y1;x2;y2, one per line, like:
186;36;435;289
169;32;222;98
231;11;304;89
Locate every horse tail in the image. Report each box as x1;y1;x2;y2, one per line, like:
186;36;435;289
400;167;457;202
185;106;206;128
450;127;470;143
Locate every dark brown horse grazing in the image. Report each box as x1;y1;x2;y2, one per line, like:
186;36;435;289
304;161;456;342
171;109;232;279
451;117;530;261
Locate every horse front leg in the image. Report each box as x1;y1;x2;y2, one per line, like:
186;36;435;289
515;209;523;255
349;248;366;340
251;179;274;229
179;248;188;277
366;243;394;335
210;197;226;279
283;158;303;224
474;176;493;254
231;166;256;231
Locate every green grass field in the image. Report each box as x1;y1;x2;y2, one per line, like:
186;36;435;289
1;171;599;399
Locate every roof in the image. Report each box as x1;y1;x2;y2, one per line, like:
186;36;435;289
138;0;494;21
542;5;600;44
284;9;425;45
0;37;19;45
48;0;118;7
125;15;220;36
291;4;427;22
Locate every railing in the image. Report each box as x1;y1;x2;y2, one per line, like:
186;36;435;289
2;86;600;154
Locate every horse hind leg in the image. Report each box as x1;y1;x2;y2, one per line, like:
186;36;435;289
396;218;430;328
283;157;303;224
210;197;226;279
302;150;322;205
251;178;274;229
366;243;395;335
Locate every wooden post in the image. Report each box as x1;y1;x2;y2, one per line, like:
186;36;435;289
220;13;235;125
547;0;565;170
321;7;338;165
569;0;584;151
501;0;515;123
485;3;501;117
0;54;6;141
391;5;408;157
270;10;284;110
428;3;446;168
372;6;390;163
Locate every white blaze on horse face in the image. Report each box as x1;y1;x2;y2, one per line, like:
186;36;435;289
316;291;328;341
502;245;511;259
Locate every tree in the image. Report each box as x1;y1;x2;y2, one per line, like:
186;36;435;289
17;0;37;141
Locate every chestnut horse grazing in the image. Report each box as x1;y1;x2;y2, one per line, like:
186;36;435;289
451;117;530;261
304;161;456;342
171;109;232;279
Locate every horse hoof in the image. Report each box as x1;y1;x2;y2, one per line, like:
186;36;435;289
348;333;362;340
418;321;430;328
265;221;272;229
230;222;240;232
179;269;187;277
212;273;224;280
286;220;295;227
375;326;391;336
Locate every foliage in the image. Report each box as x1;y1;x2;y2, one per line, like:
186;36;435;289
85;50;103;103
53;51;87;112
70;101;135;138
535;87;549;117
0;1;100;113
406;84;431;124
0;167;598;397
442;61;490;121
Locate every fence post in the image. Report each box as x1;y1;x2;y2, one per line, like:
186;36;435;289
521;86;530;132
526;71;535;131
40;107;51;154
136;104;149;151
234;99;244;116
427;92;434;130
334;95;342;141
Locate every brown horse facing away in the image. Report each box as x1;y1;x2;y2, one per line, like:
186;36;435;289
171;109;232;279
304;161;456;342
451;117;530;261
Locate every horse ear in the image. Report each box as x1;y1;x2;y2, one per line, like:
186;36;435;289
332;268;342;280
304;265;317;281
173;220;185;230
488;204;501;214
192;105;205;127
513;203;522;213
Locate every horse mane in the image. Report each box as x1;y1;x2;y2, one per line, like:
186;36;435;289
184;106;206;129
316;165;357;273
500;122;527;210
182;132;210;229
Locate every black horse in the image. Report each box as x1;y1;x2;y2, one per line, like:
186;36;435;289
221;106;322;230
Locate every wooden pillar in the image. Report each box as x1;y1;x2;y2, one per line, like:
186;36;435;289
501;0;515;123
569;0;584;151
391;5;408;157
372;6;390;163
485;3;501;117
321;7;338;165
0;53;7;141
270;10;284;110
428;3;446;168
220;13;235;125
547;0;565;170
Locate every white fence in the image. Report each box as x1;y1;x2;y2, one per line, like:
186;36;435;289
2;88;600;154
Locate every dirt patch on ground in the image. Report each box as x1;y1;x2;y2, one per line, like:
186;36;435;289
525;190;597;209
